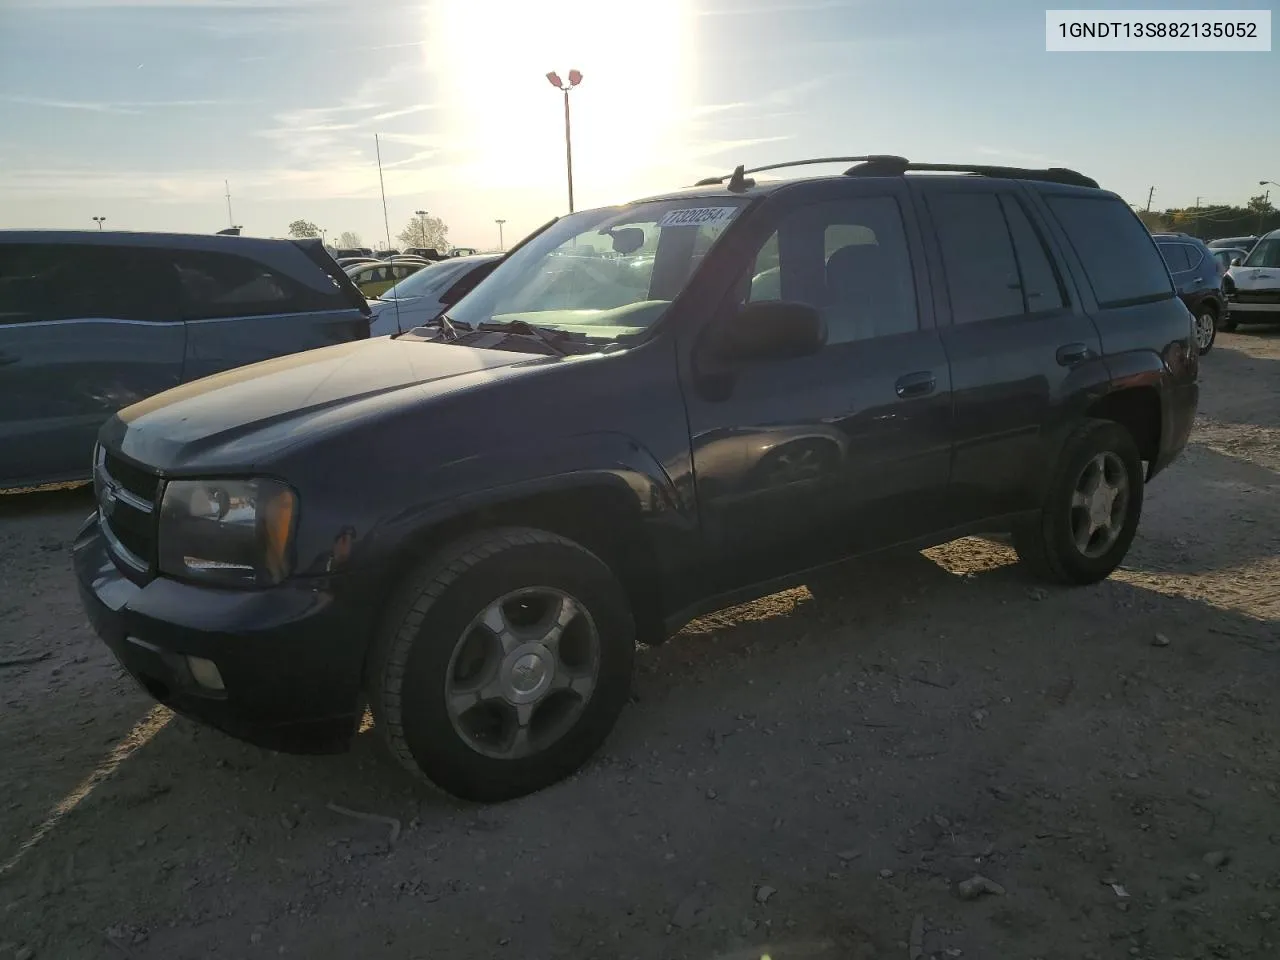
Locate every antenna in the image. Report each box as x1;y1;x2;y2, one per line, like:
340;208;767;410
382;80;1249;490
375;134;402;336
224;179;234;228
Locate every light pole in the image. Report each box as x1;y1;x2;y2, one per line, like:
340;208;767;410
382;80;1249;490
92;216;106;231
1258;182;1277;234
495;219;506;251
545;69;582;213
415;209;428;247
320;227;327;246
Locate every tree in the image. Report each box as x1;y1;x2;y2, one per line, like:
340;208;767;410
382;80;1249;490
397;213;449;251
1135;210;1167;233
287;219;321;239
337;230;363;249
1246;193;1275;216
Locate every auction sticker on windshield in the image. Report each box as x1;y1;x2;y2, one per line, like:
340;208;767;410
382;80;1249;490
657;206;741;228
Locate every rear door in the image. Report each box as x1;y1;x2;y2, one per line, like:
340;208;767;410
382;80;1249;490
911;179;1104;523
166;244;369;383
0;242;186;487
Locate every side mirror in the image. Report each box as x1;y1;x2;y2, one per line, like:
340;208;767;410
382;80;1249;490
1230;258;1242;267
715;301;825;361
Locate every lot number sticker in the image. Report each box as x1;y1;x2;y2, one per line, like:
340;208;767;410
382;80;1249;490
658;207;740;228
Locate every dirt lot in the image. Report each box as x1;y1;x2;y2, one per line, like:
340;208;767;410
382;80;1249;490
2;332;1278;960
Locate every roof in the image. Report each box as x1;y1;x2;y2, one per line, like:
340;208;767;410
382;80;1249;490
635;155;1107;205
0;229;299;251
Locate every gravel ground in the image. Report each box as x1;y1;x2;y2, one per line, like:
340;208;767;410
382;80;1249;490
2;331;1278;960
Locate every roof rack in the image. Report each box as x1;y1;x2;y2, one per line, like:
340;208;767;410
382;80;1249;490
693;155;1098;190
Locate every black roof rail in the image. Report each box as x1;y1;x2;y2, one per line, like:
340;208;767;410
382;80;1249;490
693;155;1098;190
693;156;906;187
845;159;1098;189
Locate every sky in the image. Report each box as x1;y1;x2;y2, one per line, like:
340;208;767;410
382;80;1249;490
0;0;1275;250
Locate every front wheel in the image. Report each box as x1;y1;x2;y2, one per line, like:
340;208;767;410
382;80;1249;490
1194;307;1217;354
367;527;635;802
1013;420;1144;585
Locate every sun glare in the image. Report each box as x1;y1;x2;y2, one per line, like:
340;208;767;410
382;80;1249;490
428;0;694;204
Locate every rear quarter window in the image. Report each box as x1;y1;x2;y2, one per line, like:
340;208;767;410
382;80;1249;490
1046;196;1174;308
165;248;341;320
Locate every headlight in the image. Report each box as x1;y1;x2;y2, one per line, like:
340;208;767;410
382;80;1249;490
158;478;297;586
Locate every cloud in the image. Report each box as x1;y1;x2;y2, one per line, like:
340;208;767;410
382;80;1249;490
1;95;233;115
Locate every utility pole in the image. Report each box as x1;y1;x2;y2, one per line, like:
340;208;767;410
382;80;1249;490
224;180;234;229
415;209;429;247
1145;186;1155;212
495;219;506;251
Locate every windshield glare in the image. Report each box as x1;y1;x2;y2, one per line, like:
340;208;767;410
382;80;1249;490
1243;238;1280;268
381;258;473;300
445;199;748;341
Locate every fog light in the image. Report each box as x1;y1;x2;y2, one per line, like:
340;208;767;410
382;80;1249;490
186;655;225;691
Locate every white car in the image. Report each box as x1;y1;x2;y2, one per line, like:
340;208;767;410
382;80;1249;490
1223;229;1280;331
367;254;501;337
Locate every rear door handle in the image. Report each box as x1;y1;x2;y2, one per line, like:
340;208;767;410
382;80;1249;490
1056;343;1093;366
895;371;936;399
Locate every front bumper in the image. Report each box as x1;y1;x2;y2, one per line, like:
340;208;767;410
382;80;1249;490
1226;299;1280;321
73;514;377;753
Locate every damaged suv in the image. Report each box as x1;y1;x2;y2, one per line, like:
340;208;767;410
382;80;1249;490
74;156;1199;801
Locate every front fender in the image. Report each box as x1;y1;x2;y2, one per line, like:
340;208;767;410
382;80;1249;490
312;431;692;577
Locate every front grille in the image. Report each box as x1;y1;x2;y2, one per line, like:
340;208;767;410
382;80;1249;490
96;447;160;578
1231;290;1280;305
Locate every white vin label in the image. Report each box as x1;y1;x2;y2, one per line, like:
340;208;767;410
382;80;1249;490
1046;9;1271;51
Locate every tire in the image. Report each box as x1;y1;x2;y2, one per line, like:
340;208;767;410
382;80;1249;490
1193;305;1217;354
367;527;635;802
1013;419;1144;586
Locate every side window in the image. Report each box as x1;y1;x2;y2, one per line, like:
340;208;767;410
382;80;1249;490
1182;243;1205;271
1000;196;1066;313
0;244;176;324
1046;196;1174;307
743;196;919;343
1158;242;1190;273
927;192;1023;324
167;249;307;320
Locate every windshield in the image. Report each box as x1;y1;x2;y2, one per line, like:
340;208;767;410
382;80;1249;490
446;198;748;342
381;257;481;300
1243;238;1280;268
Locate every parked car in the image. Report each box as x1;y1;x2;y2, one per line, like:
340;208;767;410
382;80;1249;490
402;247;446;261
448;247;480;258
335;256;379;270
1222;227;1280;330
73;156;1198;802
344;258;429;298
1207;235;1258;251
0;231;369;491
366;254;501;336
1152;233;1225;353
1210;247;1250;274
331;247;374;260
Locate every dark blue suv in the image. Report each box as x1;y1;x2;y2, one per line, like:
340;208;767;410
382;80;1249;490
74;156;1200;801
1153;233;1225;354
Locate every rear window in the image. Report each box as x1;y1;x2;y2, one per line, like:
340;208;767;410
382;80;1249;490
1046;196;1174;307
165;249;340;320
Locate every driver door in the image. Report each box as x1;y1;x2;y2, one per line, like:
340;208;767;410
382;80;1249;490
682;181;954;592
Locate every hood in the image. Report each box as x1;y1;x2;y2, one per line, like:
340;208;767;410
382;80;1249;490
1227;264;1280;290
105;336;542;471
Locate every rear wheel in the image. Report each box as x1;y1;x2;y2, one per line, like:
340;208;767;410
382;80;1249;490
1013;420;1144;585
1193;305;1217;354
368;527;635;802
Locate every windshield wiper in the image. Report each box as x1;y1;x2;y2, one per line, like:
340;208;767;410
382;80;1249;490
393;312;470;341
477;319;570;356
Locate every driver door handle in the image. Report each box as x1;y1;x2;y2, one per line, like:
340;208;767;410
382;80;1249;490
1056;343;1093;366
895;371;936;399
